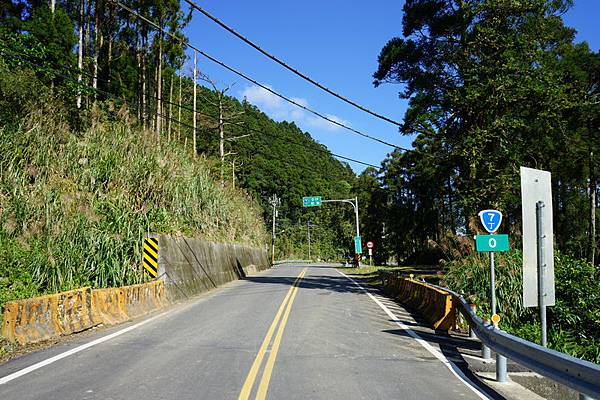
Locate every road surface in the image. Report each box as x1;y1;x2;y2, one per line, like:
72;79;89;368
0;264;485;399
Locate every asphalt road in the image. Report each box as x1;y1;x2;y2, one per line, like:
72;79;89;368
0;264;484;399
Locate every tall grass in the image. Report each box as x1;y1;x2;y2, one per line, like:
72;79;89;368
0;104;268;309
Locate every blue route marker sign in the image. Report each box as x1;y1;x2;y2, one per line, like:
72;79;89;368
478;209;503;233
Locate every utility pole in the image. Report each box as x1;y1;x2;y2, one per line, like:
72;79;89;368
269;194;280;265
307;220;311;259
192;50;197;157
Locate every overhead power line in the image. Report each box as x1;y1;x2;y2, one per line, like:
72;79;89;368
158;96;379;168
182;0;403;128
110;0;411;152
0;46;378;169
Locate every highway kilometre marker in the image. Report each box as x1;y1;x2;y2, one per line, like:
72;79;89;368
476;234;509;252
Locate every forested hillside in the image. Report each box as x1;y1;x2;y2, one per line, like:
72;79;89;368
358;0;599;266
0;0;359;270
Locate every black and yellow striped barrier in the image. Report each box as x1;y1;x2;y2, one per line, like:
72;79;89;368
143;237;159;278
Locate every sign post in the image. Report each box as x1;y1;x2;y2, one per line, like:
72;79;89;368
366;241;374;266
476;209;508;377
477;209;504;317
521;167;555;348
307;196;361;266
354;236;362;255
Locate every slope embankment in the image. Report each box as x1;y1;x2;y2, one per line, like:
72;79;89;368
0;108;269;335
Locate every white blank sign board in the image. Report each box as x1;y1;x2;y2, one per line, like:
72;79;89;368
521;167;555;307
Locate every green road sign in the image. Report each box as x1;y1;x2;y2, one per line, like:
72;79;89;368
302;196;322;207
476;234;509;252
354;236;362;254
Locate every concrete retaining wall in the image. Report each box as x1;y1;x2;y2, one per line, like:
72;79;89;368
1;237;268;345
156;235;269;301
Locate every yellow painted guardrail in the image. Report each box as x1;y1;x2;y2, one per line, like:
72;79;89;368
2;280;166;345
382;273;456;331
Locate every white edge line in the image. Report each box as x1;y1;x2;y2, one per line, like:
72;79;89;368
0;311;167;385
336;269;491;400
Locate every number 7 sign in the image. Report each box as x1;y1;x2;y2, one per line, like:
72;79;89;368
478;209;502;233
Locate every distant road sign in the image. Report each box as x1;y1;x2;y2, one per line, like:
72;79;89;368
354;236;362;254
302;196;322;207
478;209;502;233
476;234;509;252
366;241;374;249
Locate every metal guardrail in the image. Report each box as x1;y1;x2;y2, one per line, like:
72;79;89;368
379;270;600;399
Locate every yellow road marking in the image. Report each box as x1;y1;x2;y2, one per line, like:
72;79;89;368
238;268;307;400
255;272;303;400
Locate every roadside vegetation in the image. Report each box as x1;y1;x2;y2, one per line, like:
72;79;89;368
445;251;600;363
0;51;270;318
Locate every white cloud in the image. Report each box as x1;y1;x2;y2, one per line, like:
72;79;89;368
241;85;283;110
239;84;349;133
306;114;350;132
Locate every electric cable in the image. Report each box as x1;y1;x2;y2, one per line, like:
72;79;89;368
182;0;404;127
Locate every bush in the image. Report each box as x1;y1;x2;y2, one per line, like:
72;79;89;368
445;250;600;362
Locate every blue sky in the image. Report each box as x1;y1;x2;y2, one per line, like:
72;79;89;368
182;1;599;173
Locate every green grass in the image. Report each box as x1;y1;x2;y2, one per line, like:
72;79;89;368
0;106;269;316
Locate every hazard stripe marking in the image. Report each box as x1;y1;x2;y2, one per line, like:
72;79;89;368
143;238;159;278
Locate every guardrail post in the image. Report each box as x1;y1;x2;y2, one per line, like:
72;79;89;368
482;343;491;359
496;354;507;382
469;304;477;338
481;319;491;359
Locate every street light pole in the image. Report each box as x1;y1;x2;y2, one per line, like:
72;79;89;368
321;197;361;266
307;220;311;260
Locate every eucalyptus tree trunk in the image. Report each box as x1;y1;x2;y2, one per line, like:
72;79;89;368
92;0;101;98
178;73;182;140
141;30;148;129
168;75;173;141
136;30;142;122
77;0;84;109
155;32;163;139
590;144;597;265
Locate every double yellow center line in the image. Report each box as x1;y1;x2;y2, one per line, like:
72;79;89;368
238;267;308;400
